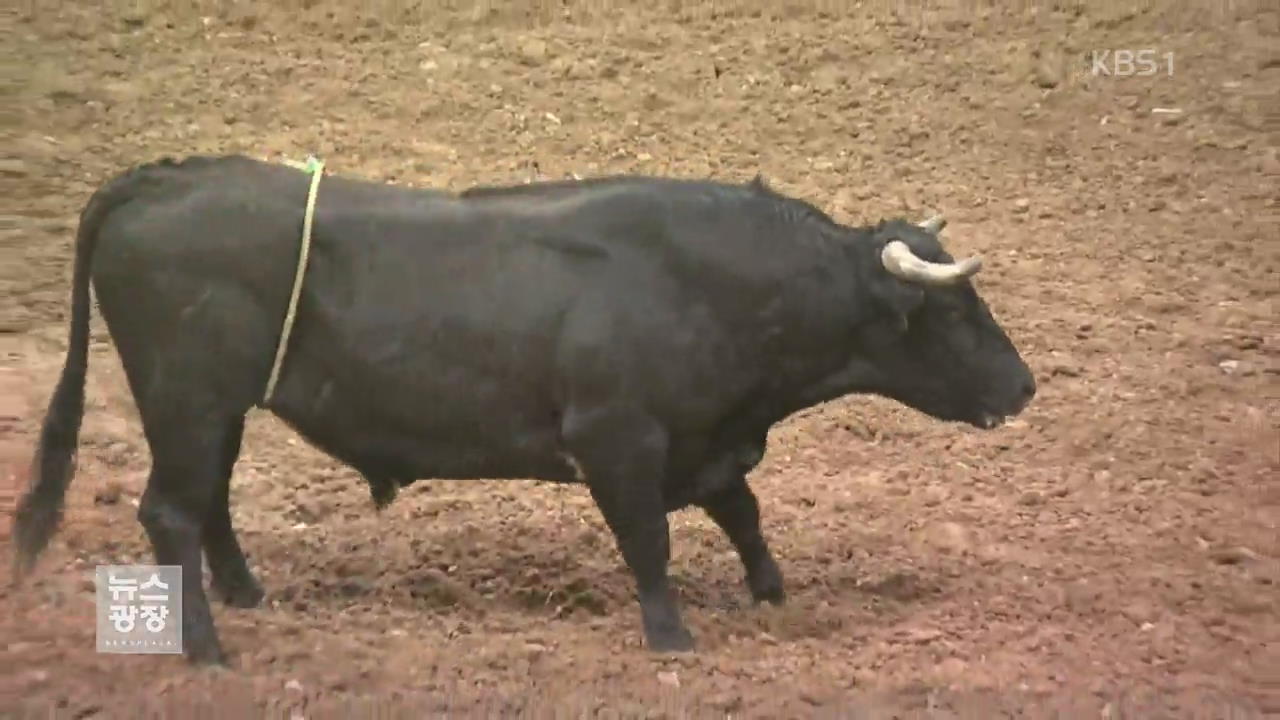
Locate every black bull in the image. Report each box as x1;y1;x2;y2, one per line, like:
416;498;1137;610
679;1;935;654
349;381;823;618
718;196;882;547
12;155;1036;663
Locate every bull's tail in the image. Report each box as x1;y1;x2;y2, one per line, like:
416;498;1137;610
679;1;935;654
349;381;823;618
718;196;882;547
12;177;131;579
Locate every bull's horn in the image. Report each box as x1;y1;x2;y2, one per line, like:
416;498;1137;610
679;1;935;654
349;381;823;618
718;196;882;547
919;214;946;234
881;240;982;285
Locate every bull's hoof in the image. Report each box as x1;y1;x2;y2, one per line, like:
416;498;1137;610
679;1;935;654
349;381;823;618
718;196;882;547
748;558;786;605
369;477;399;510
645;625;696;653
751;583;786;606
199;662;235;676
215;580;265;609
185;638;228;667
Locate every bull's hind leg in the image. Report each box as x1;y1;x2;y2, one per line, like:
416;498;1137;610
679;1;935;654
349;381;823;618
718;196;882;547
93;245;270;663
202;415;265;608
135;402;244;665
698;476;785;604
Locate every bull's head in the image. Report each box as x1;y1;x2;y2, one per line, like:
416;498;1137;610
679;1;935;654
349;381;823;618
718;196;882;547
857;215;1036;428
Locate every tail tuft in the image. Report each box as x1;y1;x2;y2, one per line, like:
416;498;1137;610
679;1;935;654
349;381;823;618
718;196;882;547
12;360;86;580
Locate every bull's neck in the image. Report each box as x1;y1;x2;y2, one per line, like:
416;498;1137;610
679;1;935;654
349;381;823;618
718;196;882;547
748;243;878;424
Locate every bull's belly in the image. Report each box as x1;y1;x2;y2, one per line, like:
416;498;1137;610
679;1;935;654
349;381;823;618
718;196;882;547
367;434;580;483
290;416;580;482
271;380;578;484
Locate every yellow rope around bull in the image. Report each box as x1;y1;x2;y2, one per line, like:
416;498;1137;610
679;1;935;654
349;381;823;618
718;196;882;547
260;154;325;407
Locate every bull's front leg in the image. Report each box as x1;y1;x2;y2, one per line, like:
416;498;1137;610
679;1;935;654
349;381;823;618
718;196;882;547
563;407;695;653
699;475;785;604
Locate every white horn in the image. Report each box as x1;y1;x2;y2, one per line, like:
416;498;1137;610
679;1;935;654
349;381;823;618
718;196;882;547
881;240;982;286
919;214;946;234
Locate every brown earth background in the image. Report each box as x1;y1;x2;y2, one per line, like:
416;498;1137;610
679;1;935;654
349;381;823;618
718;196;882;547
1;0;1278;717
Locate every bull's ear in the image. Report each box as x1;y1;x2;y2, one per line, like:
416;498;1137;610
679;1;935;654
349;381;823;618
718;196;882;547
870;268;925;333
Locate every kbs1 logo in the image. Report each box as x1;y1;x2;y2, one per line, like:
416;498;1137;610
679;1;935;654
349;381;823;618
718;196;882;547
1089;49;1175;77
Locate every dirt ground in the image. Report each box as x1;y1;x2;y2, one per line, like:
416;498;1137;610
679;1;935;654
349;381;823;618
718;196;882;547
2;1;1277;717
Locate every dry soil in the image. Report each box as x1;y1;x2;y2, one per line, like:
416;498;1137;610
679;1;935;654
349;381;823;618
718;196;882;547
1;1;1277;717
